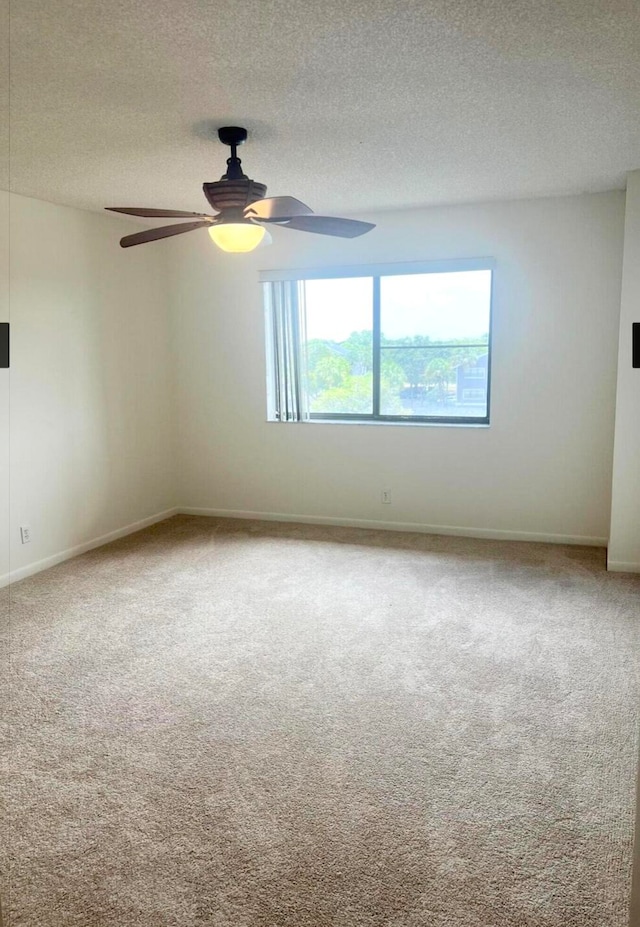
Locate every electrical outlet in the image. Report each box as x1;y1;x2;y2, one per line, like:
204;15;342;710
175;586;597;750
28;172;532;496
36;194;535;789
381;490;391;504
20;525;32;544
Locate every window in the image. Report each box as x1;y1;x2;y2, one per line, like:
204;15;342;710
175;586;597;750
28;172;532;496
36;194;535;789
263;259;493;425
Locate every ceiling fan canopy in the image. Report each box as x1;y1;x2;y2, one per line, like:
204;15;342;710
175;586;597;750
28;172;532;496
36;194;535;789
106;126;375;252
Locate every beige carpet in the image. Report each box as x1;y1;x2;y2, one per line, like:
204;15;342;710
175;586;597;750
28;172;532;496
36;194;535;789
2;515;640;926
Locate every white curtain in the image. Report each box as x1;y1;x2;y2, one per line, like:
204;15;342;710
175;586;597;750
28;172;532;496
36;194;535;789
264;280;310;422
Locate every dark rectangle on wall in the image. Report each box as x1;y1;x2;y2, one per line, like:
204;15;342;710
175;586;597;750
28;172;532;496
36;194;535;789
634;323;640;369
0;323;8;368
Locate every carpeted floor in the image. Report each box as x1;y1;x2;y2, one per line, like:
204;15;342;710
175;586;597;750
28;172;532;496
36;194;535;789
2;515;640;926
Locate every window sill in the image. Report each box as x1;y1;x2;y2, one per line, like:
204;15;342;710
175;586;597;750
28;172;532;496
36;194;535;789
267;418;491;428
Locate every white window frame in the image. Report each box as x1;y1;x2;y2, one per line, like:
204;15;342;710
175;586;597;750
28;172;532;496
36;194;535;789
262;258;495;426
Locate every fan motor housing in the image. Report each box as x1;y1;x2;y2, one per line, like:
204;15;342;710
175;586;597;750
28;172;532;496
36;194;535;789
203;179;267;212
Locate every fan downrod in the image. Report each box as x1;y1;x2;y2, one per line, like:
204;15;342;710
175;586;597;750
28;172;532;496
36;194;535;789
217;126;248;180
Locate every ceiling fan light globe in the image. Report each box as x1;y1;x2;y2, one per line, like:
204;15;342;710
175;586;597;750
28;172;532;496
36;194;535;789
208;223;266;253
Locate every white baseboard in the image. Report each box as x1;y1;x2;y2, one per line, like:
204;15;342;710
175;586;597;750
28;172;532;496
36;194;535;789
0;508;179;588
606;559;640;574
177;506;608;548
0;504;614;589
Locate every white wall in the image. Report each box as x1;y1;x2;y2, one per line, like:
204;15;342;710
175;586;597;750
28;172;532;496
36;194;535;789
1;193;176;585
609;171;640;571
170;191;624;545
1;188;628;584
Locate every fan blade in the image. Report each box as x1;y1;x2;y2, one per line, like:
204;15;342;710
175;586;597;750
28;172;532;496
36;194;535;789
279;215;375;238
107;207;215;219
119;220;213;248
244;196;314;221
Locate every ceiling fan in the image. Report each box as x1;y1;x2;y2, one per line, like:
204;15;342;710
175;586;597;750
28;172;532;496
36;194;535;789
106;127;375;253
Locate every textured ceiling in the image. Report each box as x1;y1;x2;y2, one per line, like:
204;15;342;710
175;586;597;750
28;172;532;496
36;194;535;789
5;0;640;216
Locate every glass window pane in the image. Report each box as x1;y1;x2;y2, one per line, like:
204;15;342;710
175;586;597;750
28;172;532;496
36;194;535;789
303;277;373;415
380;270;491;419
